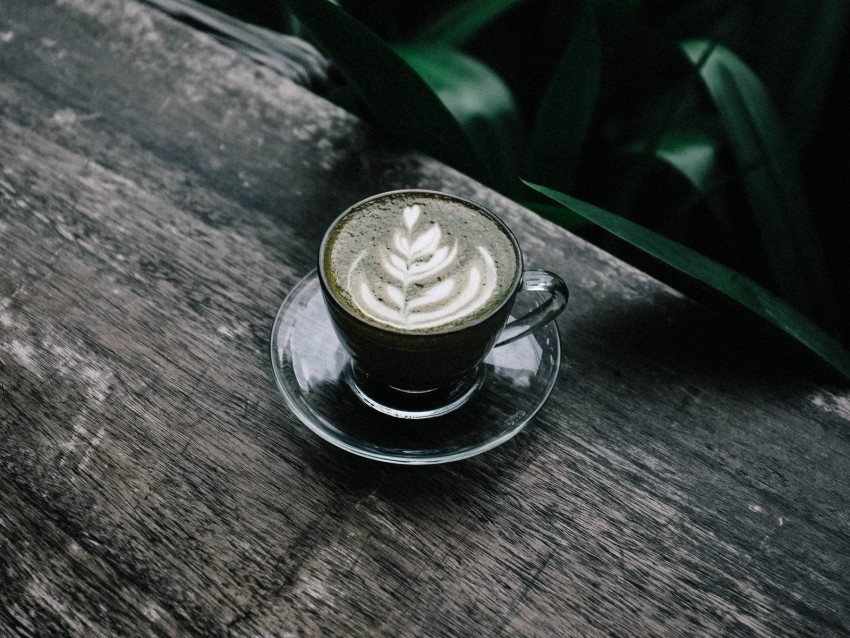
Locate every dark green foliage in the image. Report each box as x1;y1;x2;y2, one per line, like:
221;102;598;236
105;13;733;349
525;180;850;382
202;0;850;379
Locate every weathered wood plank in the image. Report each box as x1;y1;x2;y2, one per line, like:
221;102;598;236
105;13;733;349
1;0;849;636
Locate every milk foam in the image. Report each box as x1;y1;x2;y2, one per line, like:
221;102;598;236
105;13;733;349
327;196;517;332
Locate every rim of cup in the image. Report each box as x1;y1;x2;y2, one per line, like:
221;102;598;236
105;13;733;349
317;189;525;336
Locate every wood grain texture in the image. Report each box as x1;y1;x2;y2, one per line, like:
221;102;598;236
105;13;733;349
1;1;848;636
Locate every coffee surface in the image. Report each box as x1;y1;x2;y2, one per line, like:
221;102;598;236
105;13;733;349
324;193;519;333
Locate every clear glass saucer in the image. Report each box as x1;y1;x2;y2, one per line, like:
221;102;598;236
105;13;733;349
269;270;561;465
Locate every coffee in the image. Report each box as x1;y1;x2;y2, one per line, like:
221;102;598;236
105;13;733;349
323;192;519;333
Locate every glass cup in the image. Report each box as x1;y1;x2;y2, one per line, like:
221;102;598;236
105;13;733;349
318;190;568;418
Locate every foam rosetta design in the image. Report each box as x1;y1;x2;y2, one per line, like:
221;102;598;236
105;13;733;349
347;204;499;330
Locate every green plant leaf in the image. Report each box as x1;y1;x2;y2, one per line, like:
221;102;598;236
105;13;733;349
527;0;601;193
521;201;589;232
624;127;752;269
395;45;523;196
681;39;839;335
524;179;850;382
625;127;746;268
647;129;720;194
412;0;524;48
285;0;490;185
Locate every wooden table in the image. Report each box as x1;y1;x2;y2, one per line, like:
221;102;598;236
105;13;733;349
2;1;848;635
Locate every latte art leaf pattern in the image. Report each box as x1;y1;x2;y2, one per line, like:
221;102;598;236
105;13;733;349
347;204;500;330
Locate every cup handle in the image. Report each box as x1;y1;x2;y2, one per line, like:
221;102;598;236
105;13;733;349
495;270;569;347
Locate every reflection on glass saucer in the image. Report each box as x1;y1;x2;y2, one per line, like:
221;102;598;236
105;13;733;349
270;270;561;464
